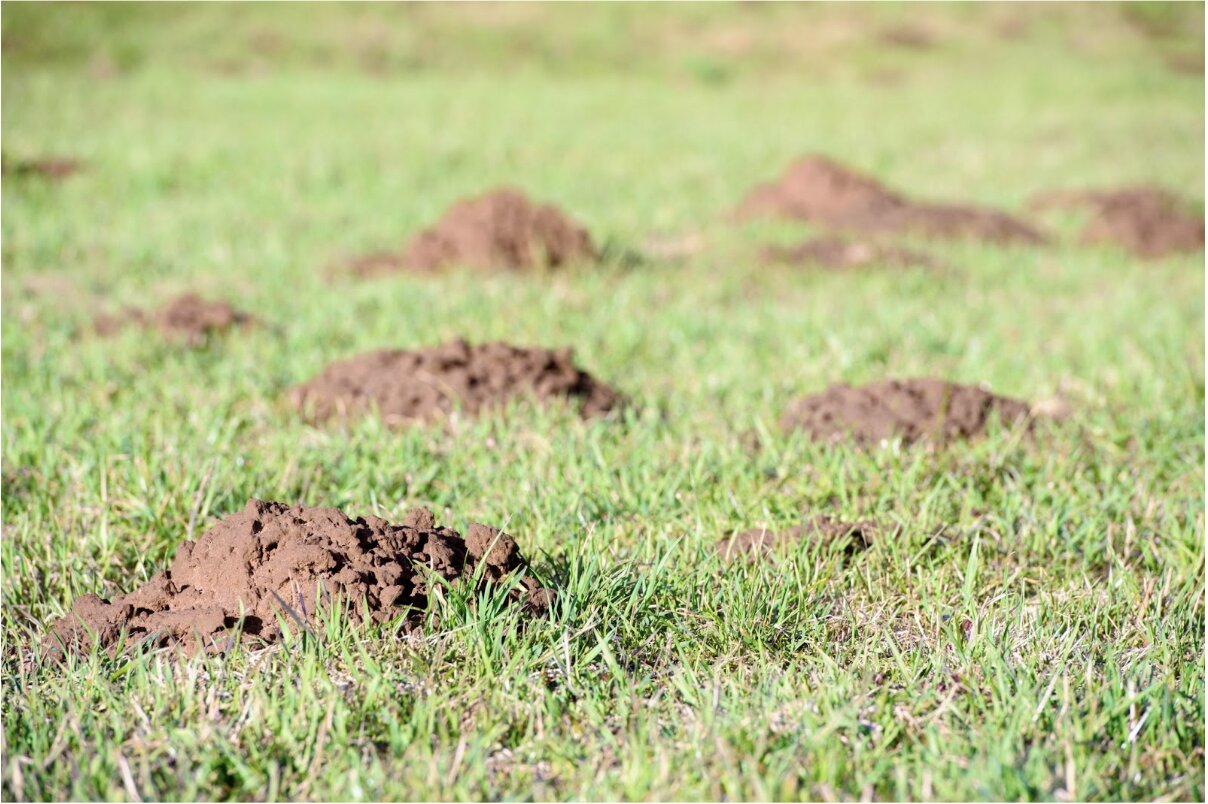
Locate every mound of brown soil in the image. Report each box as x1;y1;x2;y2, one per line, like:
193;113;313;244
2;155;82;181
735;154;1044;245
94;293;254;344
1033;185;1203;258
762;236;937;270
291;339;621;424
781;378;1032;446
718;516;881;561
350;187;596;276
43;500;550;661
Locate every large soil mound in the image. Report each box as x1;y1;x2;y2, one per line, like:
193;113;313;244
94;293;254;344
718;516;881;561
762;236;937;270
351;187;596;276
43;500;550;660
1033;185;1204;258
291;339;621;424
781;378;1032;446
736;155;1044;245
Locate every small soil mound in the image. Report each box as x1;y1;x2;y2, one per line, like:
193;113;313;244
291;339;621;424
352;187;596;276
762;236;937;270
2;155;82;181
43;500;551;661
781;378;1032;446
718;516;880;561
93;293;254;344
735;154;1044;245
1033;185;1203;258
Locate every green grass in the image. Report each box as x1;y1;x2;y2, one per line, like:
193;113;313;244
2;3;1204;801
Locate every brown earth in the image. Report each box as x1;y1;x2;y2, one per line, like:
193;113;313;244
2;155;82;181
1032;185;1204;259
735;154;1045;245
349;187;596;276
43;500;550;661
762;236;937;270
781;378;1032;446
94;293;254;344
291;338;621;424
718;516;881;561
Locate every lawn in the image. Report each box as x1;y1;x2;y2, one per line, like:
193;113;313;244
1;3;1204;801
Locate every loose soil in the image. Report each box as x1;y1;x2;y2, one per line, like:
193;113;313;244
1032;185;1204;258
735;154;1045;245
291;338;621;424
93;293;254;344
780;378;1032;446
43;500;550;660
349;187;596;276
2;155;82;181
762;236;937;270
718;516;881;561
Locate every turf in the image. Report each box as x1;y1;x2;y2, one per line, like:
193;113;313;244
2;3;1204;801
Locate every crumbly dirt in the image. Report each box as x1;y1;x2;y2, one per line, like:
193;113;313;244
290;339;621;424
1032;185;1204;258
735;154;1045;245
2;155;82;181
349;187;596;276
762;236;937;270
718;516;881;561
42;500;551;661
93;293;254;344
781;378;1032;446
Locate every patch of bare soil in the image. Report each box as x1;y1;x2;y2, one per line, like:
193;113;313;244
735;154;1045;245
1032;185;1204;258
290;338;621;424
762;236;937;270
348;187;596;276
718;516;881;561
781;378;1032;446
43;500;550;661
2;155;82;181
93;293;254;344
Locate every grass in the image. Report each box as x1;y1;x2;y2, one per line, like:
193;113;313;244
1;3;1204;801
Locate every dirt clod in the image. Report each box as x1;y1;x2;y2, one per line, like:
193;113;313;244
718;516;881;561
43;500;550;660
291;339;621;424
762;236;937;270
351;187;596;276
93;293;254;344
781;378;1032;446
736;154;1044;245
1032;185;1204;258
2;155;82;181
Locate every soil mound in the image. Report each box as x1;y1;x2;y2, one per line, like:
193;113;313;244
735;154;1044;245
43;500;550;660
762;236;936;270
718;516;880;561
2;155;82;181
291;339;621;424
781;378;1032;446
94;293;254;344
1033;185;1203;258
352;187;596;276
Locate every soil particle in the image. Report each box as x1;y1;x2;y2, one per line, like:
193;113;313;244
1032;185;1203;258
762;236;937;270
2;155;82;181
735;154;1044;245
93;293;254;344
290;339;622;424
718;516;881;561
42;500;550;661
350;187;596;276
781;378;1032;446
